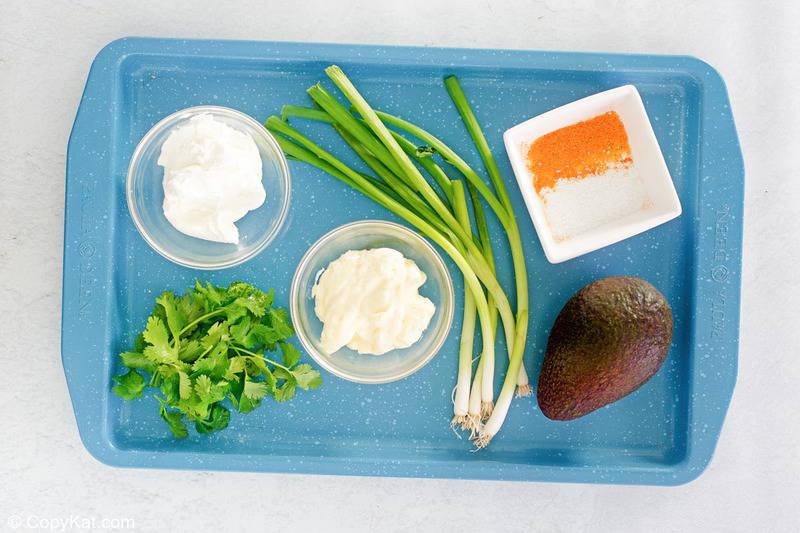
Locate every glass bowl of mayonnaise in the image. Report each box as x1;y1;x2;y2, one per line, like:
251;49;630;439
127;106;290;269
291;220;455;384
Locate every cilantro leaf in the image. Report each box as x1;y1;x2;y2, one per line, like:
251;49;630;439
280;342;301;368
242;324;280;349
160;371;181;404
192;375;228;404
114;280;321;438
237;394;260;414
206;346;230;380
226;282;273;317
112;370;146;400
179;293;205;329
234;295;268;318
144;344;178;365
143;316;170;348
243;379;269;400
195;404;231;434
160;406;188;438
201;322;229;349
156;291;186;341
178;393;211;420
274;381;296;402
243;358;263;378
225;281;255;299
150;303;169;332
133;333;147;353
192;357;215;375
178;339;204;363
245;353;269;375
229;316;252;345
229;374;244;405
194;375;213;400
267;308;294;339
209;404;231;430
292;364;323;390
192;280;225;310
141;315;179;365
209;381;230;403
223;300;249;324
178;371;192;400
262;366;277;393
273;366;295;383
195;421;214;435
120;351;156;373
224;356;246;380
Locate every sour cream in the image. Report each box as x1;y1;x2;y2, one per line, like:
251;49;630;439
158;113;265;244
312;248;436;355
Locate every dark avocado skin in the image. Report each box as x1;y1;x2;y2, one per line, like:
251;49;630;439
537;276;673;421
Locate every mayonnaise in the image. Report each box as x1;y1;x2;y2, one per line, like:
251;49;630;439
158;113;265;244
312;248;436;355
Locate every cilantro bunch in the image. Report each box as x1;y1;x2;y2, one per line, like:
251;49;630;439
112;281;322;438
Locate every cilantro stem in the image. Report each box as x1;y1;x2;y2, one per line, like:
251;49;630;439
189;343;215;366
231;345;291;372
179;309;226;336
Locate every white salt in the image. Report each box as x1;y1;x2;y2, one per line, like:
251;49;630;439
540;165;651;241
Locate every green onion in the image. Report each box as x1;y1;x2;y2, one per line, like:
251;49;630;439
444;76;532;445
327;66;522;409
451;181;476;427
268;66;533;448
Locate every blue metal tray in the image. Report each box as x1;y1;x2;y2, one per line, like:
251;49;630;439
62;37;743;485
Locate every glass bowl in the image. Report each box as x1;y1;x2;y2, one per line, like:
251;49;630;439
126;105;290;269
290;220;454;384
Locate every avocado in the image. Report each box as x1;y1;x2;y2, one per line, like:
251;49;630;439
537;276;673;421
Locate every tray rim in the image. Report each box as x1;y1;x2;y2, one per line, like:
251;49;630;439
62;36;744;485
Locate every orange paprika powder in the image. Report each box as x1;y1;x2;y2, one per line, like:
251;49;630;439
527;111;633;194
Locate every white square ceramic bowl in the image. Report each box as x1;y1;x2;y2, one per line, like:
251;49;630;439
503;85;682;264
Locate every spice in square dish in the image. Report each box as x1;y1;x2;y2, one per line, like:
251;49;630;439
527;111;651;241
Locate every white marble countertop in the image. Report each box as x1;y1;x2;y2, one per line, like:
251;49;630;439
1;1;798;531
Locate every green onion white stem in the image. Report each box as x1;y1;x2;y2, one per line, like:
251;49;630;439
466;357;484;435
451;181;476;426
475;310;529;448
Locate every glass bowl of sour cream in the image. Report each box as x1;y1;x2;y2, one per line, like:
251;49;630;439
291;220;455;384
127;106;290;269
